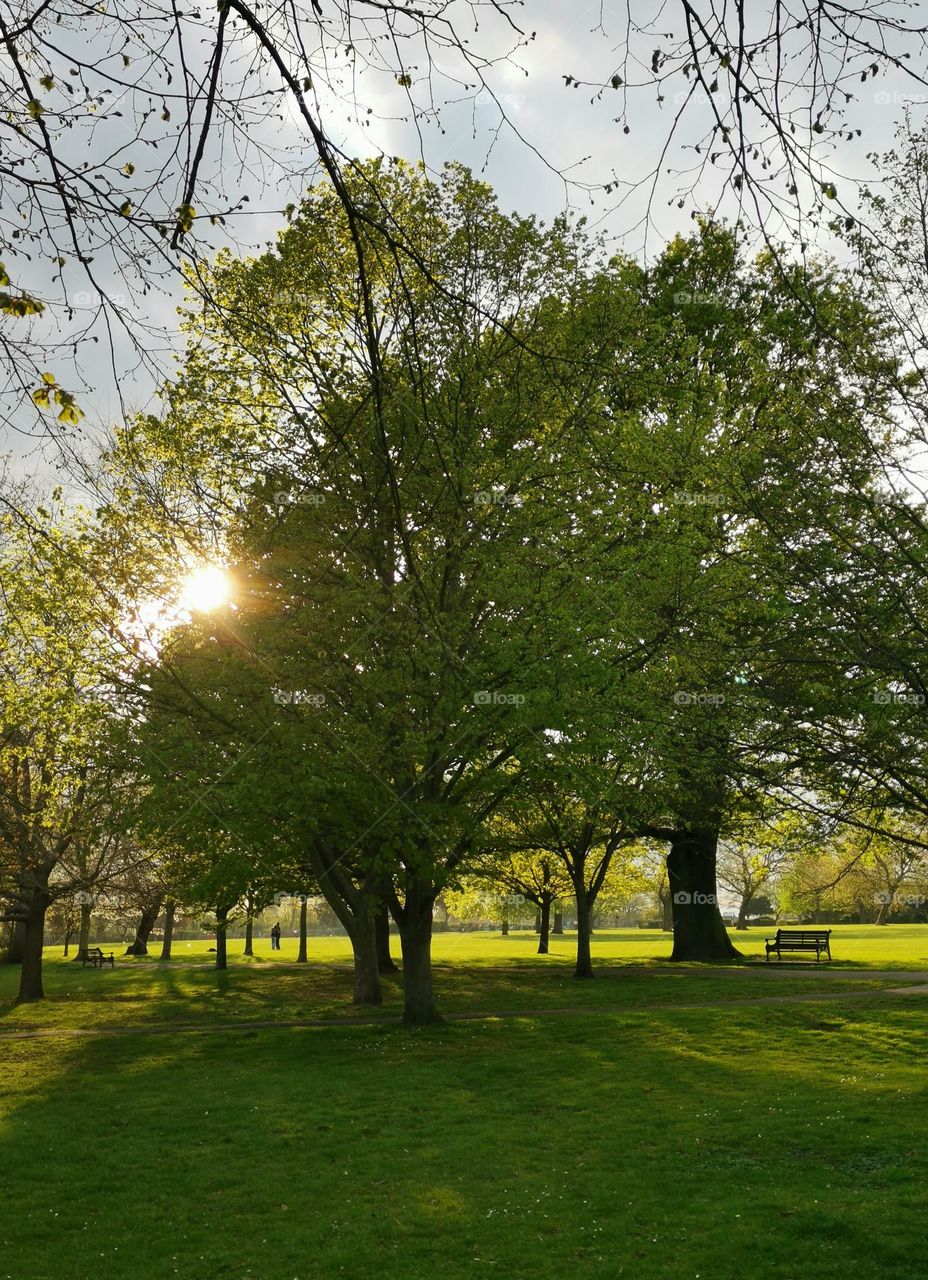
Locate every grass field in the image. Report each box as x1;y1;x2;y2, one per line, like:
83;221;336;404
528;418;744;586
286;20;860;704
2;927;927;1279
38;920;928;969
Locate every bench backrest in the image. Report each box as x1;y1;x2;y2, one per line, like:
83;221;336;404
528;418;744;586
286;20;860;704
775;930;831;941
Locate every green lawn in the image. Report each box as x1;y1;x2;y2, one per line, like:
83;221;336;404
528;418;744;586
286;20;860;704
1;928;927;1279
40;920;928;969
2;925;920;1035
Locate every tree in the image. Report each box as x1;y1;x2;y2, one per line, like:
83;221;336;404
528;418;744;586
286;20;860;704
597;220;903;959
105;160;632;1023
5;0;927;440
443;882;534;935
499;788;636;979
484;850;573;955
0;505;129;999
717;809;816;929
634;842;675;931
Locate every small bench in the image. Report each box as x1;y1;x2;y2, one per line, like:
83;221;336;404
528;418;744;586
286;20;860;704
80;946;115;969
765;928;832;961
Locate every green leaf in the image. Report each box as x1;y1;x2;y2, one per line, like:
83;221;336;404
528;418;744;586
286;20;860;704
175;204;196;236
57;403;81;426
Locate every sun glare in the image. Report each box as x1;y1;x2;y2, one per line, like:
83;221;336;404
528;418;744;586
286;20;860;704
179;564;231;613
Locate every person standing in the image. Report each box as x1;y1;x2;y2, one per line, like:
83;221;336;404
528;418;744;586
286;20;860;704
271;922;281;951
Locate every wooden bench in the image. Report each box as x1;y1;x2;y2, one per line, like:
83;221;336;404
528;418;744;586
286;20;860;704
80;946;115;969
765;928;832;961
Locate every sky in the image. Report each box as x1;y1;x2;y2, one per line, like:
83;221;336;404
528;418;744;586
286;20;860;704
4;0;928;491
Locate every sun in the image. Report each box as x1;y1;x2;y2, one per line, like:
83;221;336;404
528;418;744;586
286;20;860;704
178;564;231;613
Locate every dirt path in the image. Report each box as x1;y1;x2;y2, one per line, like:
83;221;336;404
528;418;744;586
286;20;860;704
2;978;927;1041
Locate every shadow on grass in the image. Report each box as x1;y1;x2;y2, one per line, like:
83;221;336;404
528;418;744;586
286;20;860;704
1;1003;927;1279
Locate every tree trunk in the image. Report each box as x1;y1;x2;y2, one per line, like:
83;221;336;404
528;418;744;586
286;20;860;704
125;898;162;956
243;914;254;956
736;894;750;930
533;910;541;933
875;890;895;924
537;895;551;955
297;897;308;962
668;829;740;961
159;901;175;961
1;919;25;964
215;904;230;970
661;892;673;932
397;882;441;1025
308;844;383;1004
63;923;74;957
74;900;91;961
375;904;397;973
349;916;382;1005
501;916;509;936
552;906;564;935
18;887;51;1002
574;887;594;978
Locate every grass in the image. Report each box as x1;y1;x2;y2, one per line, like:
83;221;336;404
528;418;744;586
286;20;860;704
38;920;928;969
0;927;914;1034
1;927;927;1279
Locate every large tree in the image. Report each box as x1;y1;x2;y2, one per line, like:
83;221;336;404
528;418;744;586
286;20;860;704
108;160;634;1022
0;505;131;999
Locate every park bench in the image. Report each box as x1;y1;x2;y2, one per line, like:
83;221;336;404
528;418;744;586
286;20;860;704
80;946;115;969
765;928;832;961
